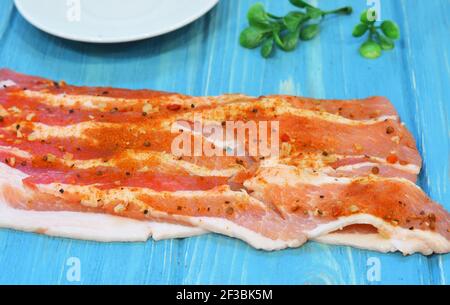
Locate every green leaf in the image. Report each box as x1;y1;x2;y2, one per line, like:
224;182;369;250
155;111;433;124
289;0;314;9
359;40;382;59
239;27;269;49
261;37;275;58
360;9;377;24
300;24;320;41
267;13;283;20
352;23;369;37
273;30;285;49
306;7;323;19
381;20;400;40
282;29;301;51
247;3;270;28
239;0;354;58
378;33;395;50
271;22;285;32
283;11;308;32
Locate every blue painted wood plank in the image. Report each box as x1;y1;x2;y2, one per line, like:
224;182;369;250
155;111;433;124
0;0;448;284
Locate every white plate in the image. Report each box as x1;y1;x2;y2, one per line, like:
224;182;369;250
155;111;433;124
14;0;219;43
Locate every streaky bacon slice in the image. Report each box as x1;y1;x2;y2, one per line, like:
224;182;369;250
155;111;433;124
0;69;448;255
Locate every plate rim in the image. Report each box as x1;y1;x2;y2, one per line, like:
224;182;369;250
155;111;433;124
14;0;219;43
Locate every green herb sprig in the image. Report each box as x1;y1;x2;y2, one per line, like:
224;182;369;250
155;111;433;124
240;0;353;58
353;10;400;59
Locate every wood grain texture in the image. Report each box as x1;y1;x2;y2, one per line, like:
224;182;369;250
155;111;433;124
0;0;448;284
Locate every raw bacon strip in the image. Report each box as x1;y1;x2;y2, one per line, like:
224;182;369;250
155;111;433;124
0;144;241;177
1;88;397;129
0;77;421;184
1;69;397;122
245;164;449;239
0;111;420;166
1;92;395;127
0;163;207;241
22;169;229;192
0;163;301;248
1;70;421;176
0;148;238;192
0;127;416;185
4;162;449;254
0;69;448;255
2;152;447;252
0;69;176;99
244;165;450;254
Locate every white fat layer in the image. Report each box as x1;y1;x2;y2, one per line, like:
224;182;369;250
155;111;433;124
25;121;100;141
374;115;399;122
148;222;206;240
249;163;353;186
307;214;450;255
249;163;421;188
0;145;32;158
268;100;396;125
23;91;151;110
0;199;206;242
21;91;217;111
334;162;420;174
184;216;304;250
263;153;420;175
313;233;398;253
0;80;16;88
0;199;153;242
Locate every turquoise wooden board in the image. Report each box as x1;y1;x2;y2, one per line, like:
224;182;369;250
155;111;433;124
0;0;448;285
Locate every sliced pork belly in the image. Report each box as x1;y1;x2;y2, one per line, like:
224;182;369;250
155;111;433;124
1;69;396;122
1;159;448;254
245;162;449;254
0;69;448;255
0;162;207;242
